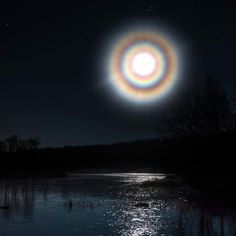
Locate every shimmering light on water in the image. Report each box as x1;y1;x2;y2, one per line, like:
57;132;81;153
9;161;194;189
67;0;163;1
77;173;167;183
0;173;235;236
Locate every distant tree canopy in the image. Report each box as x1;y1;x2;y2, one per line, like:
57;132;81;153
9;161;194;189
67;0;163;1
158;78;234;138
0;135;40;152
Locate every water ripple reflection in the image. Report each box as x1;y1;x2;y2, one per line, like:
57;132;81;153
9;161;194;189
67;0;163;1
0;173;235;236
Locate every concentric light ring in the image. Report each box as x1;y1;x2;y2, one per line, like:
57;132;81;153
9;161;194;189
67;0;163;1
107;29;180;103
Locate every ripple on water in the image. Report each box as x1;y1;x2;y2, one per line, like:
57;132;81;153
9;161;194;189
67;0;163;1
0;173;235;236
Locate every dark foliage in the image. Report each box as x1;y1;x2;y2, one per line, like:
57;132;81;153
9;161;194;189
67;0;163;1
157;78;234;137
0;135;40;152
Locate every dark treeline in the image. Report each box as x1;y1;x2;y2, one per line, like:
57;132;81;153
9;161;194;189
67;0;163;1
0;78;236;205
0;132;235;174
157;77;236;137
0;135;40;152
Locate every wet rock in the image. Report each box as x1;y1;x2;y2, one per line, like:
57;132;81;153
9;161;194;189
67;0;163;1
134;202;149;208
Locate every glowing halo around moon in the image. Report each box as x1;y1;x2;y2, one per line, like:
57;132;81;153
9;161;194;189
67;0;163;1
106;27;181;104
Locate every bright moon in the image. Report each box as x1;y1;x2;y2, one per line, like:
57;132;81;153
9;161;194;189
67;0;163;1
131;52;156;77
106;27;181;104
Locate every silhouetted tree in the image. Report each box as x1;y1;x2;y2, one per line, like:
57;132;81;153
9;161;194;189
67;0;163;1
158;78;233;137
18;139;29;151
200;78;233;134
5;135;20;152
3;135;40;152
232;79;236;130
0;141;7;152
28;137;40;150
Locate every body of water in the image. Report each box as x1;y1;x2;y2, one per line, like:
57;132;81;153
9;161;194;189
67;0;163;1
0;173;235;236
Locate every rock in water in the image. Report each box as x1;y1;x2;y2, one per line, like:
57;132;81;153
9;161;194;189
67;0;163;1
134;202;149;208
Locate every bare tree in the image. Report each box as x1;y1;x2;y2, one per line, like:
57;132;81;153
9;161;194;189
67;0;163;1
199;78;232;134
28;137;40;150
4;135;41;152
0;141;7;152
158;78;233;138
5;135;20;152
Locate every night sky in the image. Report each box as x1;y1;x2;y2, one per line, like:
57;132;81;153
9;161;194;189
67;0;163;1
1;1;236;147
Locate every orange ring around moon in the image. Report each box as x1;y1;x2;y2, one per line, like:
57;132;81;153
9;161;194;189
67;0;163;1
108;30;179;102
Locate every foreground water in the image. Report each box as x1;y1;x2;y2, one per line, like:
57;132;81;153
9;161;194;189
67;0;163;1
0;173;235;236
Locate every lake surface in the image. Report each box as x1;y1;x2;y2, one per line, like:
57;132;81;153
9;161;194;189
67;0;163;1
0;173;235;236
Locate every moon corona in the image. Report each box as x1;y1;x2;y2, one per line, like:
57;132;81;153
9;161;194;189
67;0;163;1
106;28;180;104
